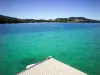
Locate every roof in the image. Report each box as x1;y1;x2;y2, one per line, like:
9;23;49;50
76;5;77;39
17;57;87;75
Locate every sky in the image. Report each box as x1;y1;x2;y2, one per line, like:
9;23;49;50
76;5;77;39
0;0;100;20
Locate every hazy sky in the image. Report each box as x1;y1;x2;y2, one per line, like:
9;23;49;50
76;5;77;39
0;0;100;20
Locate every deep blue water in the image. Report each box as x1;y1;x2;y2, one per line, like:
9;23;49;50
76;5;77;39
0;23;99;34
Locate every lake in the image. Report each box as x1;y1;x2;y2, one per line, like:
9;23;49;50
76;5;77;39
0;23;100;75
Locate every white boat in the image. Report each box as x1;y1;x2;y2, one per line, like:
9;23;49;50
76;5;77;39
18;56;87;75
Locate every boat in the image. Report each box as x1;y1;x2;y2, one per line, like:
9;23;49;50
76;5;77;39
17;56;87;75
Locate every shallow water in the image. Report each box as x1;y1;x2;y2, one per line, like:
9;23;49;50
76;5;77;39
0;23;100;75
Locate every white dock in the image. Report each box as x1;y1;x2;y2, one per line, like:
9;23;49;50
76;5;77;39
17;57;87;75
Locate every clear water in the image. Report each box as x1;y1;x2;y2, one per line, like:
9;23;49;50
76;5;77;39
0;23;100;75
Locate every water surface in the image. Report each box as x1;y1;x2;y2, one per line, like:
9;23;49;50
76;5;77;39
0;23;100;75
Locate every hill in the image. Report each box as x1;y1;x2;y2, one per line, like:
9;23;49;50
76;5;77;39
0;15;100;24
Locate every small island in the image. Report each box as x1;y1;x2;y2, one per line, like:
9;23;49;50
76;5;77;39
0;15;100;24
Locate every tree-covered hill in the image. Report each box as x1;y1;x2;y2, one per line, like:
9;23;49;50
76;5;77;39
0;15;100;24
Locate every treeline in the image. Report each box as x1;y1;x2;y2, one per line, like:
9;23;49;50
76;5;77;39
55;17;100;23
0;15;100;24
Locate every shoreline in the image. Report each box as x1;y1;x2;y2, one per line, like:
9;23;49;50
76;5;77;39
0;22;100;24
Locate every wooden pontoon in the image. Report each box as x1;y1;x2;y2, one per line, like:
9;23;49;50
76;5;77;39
17;56;87;75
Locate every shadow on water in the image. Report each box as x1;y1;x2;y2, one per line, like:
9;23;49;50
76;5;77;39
20;57;37;65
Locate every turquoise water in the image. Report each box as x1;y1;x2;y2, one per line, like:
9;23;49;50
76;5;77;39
0;23;100;75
